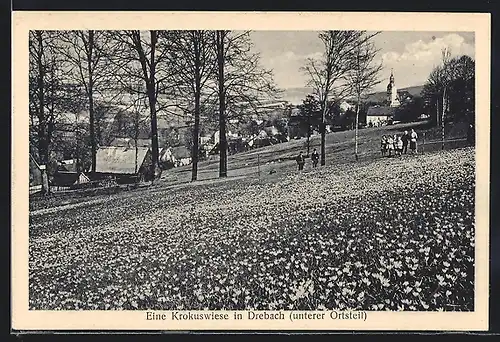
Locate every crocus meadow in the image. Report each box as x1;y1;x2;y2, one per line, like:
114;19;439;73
29;147;475;311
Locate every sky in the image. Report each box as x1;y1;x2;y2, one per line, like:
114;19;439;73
249;31;475;93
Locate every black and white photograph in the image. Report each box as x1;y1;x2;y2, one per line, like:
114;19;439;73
13;11;490;331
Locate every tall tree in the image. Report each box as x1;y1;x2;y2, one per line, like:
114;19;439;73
297;95;322;155
57;30;121;173
439;49;452;149
346;39;383;161
302;31;379;166
29;30;65;194
213;31;279;178
122;83;150;176
446;55;475;123
215;30;228;178
422;65;445;127
110;30;177;182
169;30;216;181
422;51;475;145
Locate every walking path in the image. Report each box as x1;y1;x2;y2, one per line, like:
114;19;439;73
29;175;248;217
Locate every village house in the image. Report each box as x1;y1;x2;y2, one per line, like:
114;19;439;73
387;69;401;108
159;145;192;168
366;105;397;127
94;146;153;183
29;154;44;195
110;137;151;148
366;70;409;126
50;159;91;190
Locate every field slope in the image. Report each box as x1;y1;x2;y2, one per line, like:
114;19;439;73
29;147;475;311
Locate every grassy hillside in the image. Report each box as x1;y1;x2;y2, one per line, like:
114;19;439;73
29;146;475;311
163;120;469;184
29;120;470;210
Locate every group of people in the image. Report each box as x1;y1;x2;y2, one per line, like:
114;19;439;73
296;149;319;171
381;129;418;157
294;128;419;171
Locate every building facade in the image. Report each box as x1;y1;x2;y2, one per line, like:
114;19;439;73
386;70;401;108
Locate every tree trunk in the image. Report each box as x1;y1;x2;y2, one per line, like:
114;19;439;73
47;58;56;173
355;101;360;161
134;87;140;175
88;30;97;174
40;164;49;194
436;97;440;127
441;87;446;150
191;34;201;182
135;143;138;174
217;31;228;178
306;113;311;156
135;122;139;175
36;31;49;194
89;85;96;173
320;104;327;166
75;120;80;174
149;94;159;180
148;31;159;182
192;111;200;182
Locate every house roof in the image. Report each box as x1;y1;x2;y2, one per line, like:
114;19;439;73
263;126;280;136
51;172;79;187
110;137;151;148
367;106;396;117
159;146;191;162
57;159;78;172
170;146;191;159
95;146;150;174
29;154;43;186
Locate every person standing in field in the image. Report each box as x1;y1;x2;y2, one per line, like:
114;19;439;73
401;130;409;154
381;135;387;157
396;135;403;156
386;134;394;157
296;151;306;171
410;129;418;154
311;148;319;168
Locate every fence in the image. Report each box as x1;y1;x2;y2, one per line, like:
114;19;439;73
30;177;136;196
419;134;471;154
29;185;42;195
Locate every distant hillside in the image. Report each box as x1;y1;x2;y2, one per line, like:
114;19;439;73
278;87;315;105
363;85;424;104
279;85;424;106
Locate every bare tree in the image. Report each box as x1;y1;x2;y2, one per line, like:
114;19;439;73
169;30;217;181
29;30;65;194
213;31;280;178
123;83;149;175
423;52;475;128
346;39;383;161
297;95;322;155
215;30;228;178
439;48;452;150
302;31;379;166
57;30;121;173
109;30;177;182
422;65;446;127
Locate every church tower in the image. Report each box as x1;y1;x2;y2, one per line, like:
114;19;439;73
386;69;400;107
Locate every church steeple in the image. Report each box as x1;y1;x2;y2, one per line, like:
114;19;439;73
387;69;395;92
386;69;400;107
